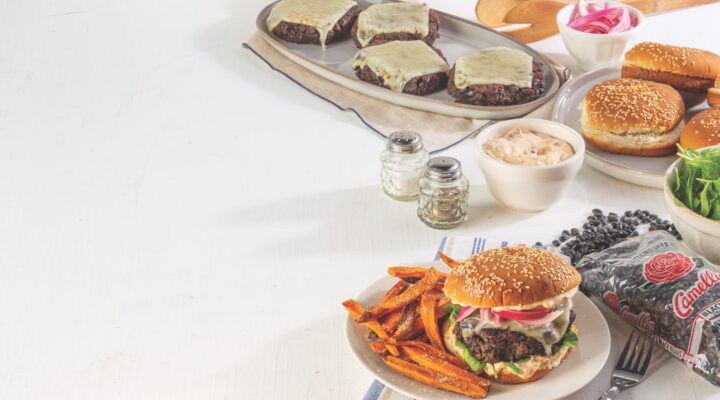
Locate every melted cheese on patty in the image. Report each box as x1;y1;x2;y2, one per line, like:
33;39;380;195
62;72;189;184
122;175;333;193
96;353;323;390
266;0;356;48
458;300;573;356
453;47;533;89
356;3;430;48
352;40;448;93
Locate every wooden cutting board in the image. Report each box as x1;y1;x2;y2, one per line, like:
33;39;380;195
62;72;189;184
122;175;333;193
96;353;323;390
476;0;719;43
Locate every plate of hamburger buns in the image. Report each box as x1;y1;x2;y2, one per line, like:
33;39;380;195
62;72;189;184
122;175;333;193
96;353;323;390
553;42;720;189
257;0;563;119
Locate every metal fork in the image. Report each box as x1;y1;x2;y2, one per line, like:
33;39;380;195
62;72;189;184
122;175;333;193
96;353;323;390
599;331;655;400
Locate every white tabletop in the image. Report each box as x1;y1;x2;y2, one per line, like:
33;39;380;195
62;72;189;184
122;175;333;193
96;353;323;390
1;0;719;399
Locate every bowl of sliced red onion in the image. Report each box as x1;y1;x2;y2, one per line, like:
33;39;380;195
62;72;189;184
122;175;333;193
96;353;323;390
557;0;643;71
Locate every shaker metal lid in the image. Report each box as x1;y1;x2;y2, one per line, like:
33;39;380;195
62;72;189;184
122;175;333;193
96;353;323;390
387;131;424;153
425;157;462;181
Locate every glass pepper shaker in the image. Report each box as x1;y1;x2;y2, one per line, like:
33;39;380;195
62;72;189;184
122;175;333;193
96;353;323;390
380;131;430;201
417;157;469;229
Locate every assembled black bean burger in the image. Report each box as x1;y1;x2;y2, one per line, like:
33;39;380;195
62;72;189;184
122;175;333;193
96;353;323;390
441;247;581;384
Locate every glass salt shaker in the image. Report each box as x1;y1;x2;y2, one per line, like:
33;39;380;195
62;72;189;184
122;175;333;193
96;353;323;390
417;157;469;229
380;131;430;201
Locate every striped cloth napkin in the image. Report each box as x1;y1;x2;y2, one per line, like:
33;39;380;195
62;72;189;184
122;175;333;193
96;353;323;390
363;237;546;400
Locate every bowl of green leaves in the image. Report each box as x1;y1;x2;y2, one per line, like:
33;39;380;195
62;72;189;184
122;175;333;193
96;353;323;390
664;145;720;265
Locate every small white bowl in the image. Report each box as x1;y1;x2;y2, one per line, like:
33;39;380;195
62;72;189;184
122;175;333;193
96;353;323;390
663;147;720;266
557;2;644;71
475;119;585;212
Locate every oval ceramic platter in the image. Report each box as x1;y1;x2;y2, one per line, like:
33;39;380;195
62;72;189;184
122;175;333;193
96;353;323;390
552;65;707;189
256;0;564;120
345;260;611;400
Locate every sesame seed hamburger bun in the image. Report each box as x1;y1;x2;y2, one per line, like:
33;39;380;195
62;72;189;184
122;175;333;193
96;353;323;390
708;75;720;109
680;109;720;150
622;42;720;92
581;79;685;157
442;247;581;310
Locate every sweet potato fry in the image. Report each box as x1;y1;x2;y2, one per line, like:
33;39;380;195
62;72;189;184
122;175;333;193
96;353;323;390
400;346;490;389
383;355;488;398
397;340;467;368
435;294;451;315
369;341;387;353
437;252;461;269
342;299;400;356
391;301;419;339
387;267;447;280
358;268;442;323
406;318;425;340
419;292;444;351
380;307;405;335
381;280;408;303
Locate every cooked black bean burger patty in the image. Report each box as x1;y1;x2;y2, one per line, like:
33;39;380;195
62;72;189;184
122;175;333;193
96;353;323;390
447;62;545;106
351;3;439;48
267;0;360;46
355;66;448;96
352;41;449;95
447;47;545;106
454;311;576;364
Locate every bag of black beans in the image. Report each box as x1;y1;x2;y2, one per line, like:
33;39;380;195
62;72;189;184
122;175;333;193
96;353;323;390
575;231;720;386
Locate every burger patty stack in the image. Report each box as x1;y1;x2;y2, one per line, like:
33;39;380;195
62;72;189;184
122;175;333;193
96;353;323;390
441;247;581;383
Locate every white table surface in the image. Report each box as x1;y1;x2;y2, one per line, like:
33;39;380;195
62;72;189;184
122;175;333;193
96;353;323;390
1;0;719;399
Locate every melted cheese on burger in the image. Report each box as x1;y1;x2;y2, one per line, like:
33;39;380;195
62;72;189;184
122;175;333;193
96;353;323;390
352;40;448;93
356;3;430;48
459;300;573;356
266;0;357;48
453;47;533;89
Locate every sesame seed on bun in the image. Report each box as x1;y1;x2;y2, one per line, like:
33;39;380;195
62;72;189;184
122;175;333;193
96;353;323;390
680;109;720;150
622;42;720;92
581;78;685;156
442;247;580;309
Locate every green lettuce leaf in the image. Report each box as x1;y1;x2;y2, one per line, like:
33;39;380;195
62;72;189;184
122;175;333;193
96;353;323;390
562;330;578;348
454;339;485;374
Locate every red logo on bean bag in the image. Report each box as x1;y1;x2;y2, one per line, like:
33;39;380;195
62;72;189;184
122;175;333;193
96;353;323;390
643;252;695;284
602;291;621;312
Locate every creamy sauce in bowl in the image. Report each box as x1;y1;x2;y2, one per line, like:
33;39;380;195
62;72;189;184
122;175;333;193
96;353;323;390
483;128;575;166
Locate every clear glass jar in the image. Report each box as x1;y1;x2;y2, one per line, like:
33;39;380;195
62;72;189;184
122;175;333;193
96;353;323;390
380;131;430;201
418;157;469;229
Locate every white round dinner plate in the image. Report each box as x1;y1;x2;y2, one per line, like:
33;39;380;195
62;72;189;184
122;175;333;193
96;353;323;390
552;65;678;189
345;261;611;400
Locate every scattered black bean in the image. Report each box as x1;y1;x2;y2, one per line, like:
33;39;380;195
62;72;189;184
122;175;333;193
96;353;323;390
542;209;682;265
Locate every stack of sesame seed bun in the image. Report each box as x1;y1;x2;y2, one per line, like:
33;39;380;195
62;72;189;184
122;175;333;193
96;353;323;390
580;78;685;156
443;247;581;309
709;75;720;109
680;109;720;150
622;42;720;93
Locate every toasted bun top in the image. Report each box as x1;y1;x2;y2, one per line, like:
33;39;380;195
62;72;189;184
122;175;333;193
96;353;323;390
442;247;580;309
624;42;720;79
582;79;684;135
680;109;720;150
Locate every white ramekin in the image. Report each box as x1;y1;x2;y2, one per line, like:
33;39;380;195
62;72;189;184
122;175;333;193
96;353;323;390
663;146;720;266
475;119;585;212
556;2;644;71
